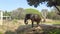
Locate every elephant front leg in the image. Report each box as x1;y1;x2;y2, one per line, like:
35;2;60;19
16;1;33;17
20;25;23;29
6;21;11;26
37;22;39;27
32;21;34;28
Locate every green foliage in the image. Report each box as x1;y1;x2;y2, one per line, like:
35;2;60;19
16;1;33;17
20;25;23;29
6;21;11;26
3;11;11;16
27;0;47;7
27;0;60;7
27;0;60;14
0;32;2;34
11;8;42;19
48;29;60;34
11;8;25;19
25;8;42;17
47;11;60;20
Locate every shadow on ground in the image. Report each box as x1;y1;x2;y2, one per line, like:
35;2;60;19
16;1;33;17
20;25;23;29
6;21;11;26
4;24;60;34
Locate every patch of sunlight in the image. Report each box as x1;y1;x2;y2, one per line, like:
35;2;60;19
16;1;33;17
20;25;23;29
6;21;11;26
43;20;60;25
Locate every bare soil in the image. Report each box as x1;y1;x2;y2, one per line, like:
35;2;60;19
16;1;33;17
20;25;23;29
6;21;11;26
0;20;60;34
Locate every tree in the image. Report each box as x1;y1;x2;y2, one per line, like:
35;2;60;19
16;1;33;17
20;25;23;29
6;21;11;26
47;9;60;20
11;8;25;19
27;0;60;15
41;9;48;22
3;11;11;16
25;8;42;17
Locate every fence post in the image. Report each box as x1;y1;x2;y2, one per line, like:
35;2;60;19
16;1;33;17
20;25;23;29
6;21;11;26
0;11;3;25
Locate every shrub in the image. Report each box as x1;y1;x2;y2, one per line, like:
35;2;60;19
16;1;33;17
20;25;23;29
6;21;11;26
0;32;2;34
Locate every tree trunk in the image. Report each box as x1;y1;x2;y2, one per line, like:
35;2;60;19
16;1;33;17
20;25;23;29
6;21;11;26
43;18;46;22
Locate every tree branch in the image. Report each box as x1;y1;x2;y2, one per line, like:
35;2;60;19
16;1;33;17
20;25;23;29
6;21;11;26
54;5;60;15
54;5;60;12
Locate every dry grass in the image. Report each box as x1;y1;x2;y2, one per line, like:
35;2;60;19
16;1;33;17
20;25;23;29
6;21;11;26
0;19;60;34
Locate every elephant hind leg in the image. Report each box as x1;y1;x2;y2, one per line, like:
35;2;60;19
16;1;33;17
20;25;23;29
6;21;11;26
32;21;34;28
37;22;40;27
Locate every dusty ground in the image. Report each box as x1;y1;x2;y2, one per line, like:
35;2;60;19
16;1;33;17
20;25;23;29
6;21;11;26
0;19;60;34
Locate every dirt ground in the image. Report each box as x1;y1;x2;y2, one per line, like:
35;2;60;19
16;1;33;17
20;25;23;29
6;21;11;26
0;19;60;34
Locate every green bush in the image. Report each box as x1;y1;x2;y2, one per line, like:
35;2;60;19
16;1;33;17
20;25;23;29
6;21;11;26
25;8;42;17
47;11;60;20
47;29;60;34
0;32;2;34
